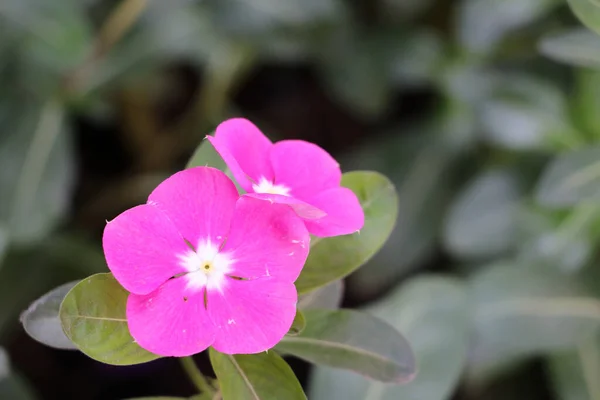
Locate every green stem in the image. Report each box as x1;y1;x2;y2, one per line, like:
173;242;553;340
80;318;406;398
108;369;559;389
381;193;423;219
179;356;215;396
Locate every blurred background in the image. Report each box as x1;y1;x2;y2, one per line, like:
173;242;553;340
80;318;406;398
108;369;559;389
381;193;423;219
1;0;600;399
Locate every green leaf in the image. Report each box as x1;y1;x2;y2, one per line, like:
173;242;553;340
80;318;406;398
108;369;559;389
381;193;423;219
186;137;227;170
0;234;104;337
287;309;306;336
209;348;306;400
567;0;600;37
457;0;560;54
547;336;600;400
295;171;398;294
20;280;79;350
469;262;600;378
276;309;415;382
443;169;520;260
0;100;75;244
309;276;469;400
539;28;600;70
298;280;344;310
59;273;160;365
535;146;600;207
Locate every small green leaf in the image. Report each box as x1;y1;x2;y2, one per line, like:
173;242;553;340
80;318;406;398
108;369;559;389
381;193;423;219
536;146;600;207
443;169;520;260
539;28;600;70
309;276;469;400
20;280;79;350
567;0;600;37
276;309;415;382
295;171;398;294
59;273;160;365
186;137;227;170
298;280;344;310
209;348;306;400
287;309;306;336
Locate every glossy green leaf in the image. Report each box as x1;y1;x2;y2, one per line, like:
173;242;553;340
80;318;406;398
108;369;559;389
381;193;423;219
443;169;520;260
295;171;398;294
469;262;600;377
0;101;75;244
209;348;306;400
186;137;227;170
59;273;160;365
536;146;600;207
298;280;344;310
287;309;306;336
539;28;600;69
20;280;79;350
309;276;469;400
276;309;415;382
457;0;560;54
567;0;600;36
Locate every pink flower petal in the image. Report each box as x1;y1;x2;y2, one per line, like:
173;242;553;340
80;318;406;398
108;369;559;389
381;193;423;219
245;193;326;220
207;118;274;192
147;167;238;247
127;278;216;357
208;277;297;354
269;140;341;200
103;205;189;295
222;196;309;282
303;187;365;237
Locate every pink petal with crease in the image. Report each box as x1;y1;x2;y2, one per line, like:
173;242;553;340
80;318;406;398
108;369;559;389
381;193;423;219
127;278;216;357
208;277;297;354
303;187;365;237
245;193;326;220
270;140;341;200
148;167;238;247
208;118;274;191
223;196;309;282
103;204;189;295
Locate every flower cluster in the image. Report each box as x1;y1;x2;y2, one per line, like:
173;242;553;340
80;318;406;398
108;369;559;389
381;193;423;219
102;118;365;356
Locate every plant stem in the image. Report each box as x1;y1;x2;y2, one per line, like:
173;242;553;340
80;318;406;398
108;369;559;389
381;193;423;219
179;356;216;396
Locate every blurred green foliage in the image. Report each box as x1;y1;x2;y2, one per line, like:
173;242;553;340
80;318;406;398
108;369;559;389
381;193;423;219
2;0;600;399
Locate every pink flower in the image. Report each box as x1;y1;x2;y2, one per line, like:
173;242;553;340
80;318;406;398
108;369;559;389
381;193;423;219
206;118;365;237
102;167;309;356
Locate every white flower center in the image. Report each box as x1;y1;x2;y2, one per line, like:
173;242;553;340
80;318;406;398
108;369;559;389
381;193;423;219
178;239;233;292
252;176;291;196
